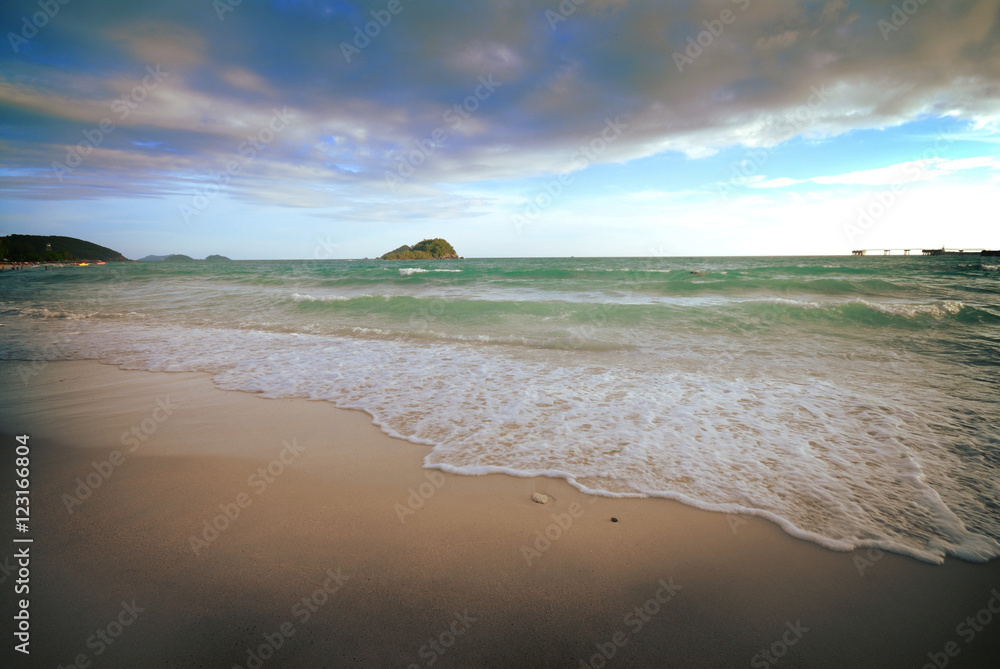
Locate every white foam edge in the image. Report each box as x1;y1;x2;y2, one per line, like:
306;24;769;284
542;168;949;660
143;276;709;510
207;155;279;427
13;334;997;567
419;461;981;565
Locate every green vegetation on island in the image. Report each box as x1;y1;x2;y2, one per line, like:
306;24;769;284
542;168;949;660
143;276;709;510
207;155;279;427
0;234;128;262
164;254;195;262
380;238;459;260
205;254;231;261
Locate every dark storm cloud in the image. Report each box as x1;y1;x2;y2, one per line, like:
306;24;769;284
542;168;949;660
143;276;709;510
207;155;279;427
1;0;998;204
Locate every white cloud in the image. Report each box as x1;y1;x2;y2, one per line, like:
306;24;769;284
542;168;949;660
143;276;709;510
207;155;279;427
748;156;1000;189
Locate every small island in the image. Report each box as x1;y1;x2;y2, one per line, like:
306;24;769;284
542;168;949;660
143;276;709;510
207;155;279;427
0;234;128;262
138;254;231;261
380;238;459;260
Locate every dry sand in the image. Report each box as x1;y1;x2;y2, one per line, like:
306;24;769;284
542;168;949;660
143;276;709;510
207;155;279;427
1;359;998;668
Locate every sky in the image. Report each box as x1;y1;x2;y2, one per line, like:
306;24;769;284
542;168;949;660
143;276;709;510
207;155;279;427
1;0;998;259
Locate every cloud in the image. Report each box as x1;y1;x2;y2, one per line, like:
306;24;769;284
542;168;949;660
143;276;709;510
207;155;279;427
749;156;1000;189
106;21;206;68
756;30;799;51
1;0;999;210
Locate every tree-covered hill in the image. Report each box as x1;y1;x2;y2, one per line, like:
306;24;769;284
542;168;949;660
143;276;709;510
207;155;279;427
0;234;129;262
380;238;459;260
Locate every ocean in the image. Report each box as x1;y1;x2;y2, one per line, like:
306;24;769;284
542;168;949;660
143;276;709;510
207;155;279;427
2;255;998;564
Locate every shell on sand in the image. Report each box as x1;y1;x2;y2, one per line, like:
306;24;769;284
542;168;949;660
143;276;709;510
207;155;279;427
531;492;549;504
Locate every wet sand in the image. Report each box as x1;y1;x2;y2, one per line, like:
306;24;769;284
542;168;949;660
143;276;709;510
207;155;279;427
1;359;998;668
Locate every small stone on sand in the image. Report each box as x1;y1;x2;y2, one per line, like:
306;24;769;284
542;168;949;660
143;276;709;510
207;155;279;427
531;492;549;504
611;517;618;523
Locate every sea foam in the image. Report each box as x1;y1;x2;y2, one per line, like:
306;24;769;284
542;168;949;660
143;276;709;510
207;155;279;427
2;256;997;564
5;315;997;565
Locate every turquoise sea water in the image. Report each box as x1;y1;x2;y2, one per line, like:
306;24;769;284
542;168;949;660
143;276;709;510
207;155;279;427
2;256;998;563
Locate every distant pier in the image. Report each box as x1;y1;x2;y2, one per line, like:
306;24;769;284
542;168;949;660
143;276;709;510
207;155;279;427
851;248;1000;257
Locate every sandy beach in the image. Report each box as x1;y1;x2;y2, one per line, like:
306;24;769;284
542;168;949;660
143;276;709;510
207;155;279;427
2;359;998;668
